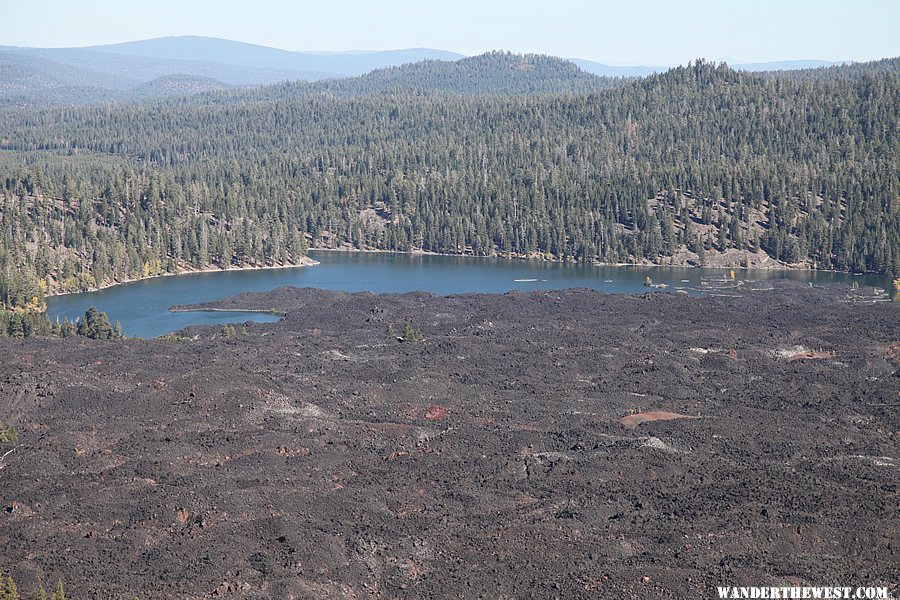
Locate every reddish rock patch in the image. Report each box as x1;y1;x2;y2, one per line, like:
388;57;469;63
423;405;447;420
885;341;900;362
384;450;410;462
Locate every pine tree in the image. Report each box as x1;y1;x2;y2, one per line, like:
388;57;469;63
0;572;20;600
77;307;119;340
49;581;64;600
7;314;24;339
695;237;706;266
58;319;76;338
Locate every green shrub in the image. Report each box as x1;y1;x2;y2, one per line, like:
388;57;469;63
0;571;19;600
401;324;425;343
0;419;17;443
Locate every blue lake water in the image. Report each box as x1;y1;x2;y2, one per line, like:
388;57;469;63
46;250;894;339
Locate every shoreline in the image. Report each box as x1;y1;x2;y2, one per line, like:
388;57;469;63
306;245;869;274
46;257;320;299
45;247;892;302
168;307;285;315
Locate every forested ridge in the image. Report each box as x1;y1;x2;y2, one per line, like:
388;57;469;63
0;50;616;108
0;56;897;334
300;51;621;96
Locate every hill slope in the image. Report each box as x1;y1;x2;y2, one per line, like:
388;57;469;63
0;52;132;107
534;58;848;78
303;51;621;96
132;74;232;98
0;59;896;310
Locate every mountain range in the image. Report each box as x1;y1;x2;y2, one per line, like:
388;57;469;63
0;35;855;106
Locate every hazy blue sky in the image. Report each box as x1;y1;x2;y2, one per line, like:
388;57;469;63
5;0;899;65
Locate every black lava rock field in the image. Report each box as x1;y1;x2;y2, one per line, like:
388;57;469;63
1;283;898;598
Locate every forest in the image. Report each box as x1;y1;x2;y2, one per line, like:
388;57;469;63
0;572;66;600
0;55;897;334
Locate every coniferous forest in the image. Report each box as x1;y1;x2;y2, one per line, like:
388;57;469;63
0;54;898;334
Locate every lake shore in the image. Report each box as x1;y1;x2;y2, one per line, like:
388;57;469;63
307;245;858;273
168;306;285;315
45;246;892;307
46;250;893;339
46;256;320;299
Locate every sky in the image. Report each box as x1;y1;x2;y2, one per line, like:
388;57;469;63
4;0;899;65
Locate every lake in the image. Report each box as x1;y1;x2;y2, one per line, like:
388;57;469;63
46;250;894;339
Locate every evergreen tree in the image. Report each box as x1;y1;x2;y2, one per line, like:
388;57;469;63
49;582;63;600
76;307;120;340
7;314;25;339
0;573;19;600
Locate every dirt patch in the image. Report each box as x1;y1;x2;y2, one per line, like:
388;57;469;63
620;411;698;429
274;446;310;457
787;350;834;362
775;345;834;361
641;436;678;452
323;349;368;362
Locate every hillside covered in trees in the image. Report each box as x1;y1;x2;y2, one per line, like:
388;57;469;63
305;51;622;96
0;56;897;329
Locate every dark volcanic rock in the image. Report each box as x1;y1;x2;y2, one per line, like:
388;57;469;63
0;284;898;598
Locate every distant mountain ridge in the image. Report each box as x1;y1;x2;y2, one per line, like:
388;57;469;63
85;36;464;78
0;36;869;107
0;37;468;106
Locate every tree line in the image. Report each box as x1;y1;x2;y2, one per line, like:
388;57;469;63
0;573;65;600
0;306;122;339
